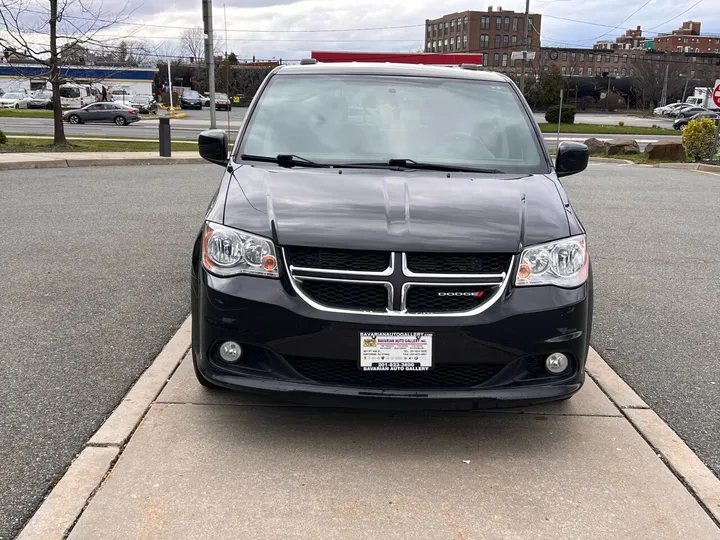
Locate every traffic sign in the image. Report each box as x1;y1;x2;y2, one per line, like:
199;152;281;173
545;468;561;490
713;79;720;108
511;51;536;61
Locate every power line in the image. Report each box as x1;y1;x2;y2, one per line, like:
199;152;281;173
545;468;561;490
576;0;653;45
645;0;704;31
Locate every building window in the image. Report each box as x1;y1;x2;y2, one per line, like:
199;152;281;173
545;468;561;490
494;53;500;66
496;16;502;30
495;35;501;48
503;35;509;47
502;53;508;66
450;41;454;52
596;67;601;76
597;53;602;62
451;19;455;32
622;54;627;63
631;54;636;61
561;66;567;74
444;38;448;51
481;16;489;29
427;26;431;37
445;21;449;31
580;53;585;61
571;52;576;61
613;67;618;76
463;34;468;49
463;16;468;30
543;65;549;71
621;68;626;76
570;66;575;75
613;55;619;63
605;54;610;63
504;17;510;30
483;54;489;66
587;67;592;76
480;35;489;48
511;35;517;47
512;17;519;31
630;68;634;76
561;52;568;61
433;25;437;37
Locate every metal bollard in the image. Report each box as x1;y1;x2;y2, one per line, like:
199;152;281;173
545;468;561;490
159;117;171;157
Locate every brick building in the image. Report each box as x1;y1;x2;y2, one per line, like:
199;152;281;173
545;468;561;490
593;26;646;51
425;7;541;70
652;21;720;54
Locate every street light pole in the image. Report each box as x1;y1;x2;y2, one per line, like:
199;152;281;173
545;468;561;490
519;0;530;94
681;75;690;103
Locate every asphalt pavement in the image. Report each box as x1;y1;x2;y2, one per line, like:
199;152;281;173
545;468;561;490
2;162;719;539
562;162;720;478
0;164;219;540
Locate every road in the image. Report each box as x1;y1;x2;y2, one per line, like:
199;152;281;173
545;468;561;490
533;111;675;129
2;162;719;539
0;165;220;540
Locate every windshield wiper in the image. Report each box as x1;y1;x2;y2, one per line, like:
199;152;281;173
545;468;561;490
386;158;504;174
240;154;330;168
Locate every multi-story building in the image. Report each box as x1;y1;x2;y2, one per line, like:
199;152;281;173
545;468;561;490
536;47;645;78
424;6;541;71
593;26;646;50
652;21;720;54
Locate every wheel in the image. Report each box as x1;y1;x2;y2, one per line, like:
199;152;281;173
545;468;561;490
14;103;19;109
114;115;127;126
68;114;81;124
192;349;224;390
46;103;53;110
680;124;686;131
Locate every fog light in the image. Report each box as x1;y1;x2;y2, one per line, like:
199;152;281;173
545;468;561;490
219;341;242;363
545;352;569;374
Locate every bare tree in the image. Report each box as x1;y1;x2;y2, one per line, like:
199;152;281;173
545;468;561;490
180;27;222;62
632;56;684;109
0;0;132;145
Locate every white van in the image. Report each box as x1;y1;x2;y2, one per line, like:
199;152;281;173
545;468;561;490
59;83;92;108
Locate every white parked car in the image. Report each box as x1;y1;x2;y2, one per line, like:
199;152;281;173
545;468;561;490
0;92;30;109
654;102;688;116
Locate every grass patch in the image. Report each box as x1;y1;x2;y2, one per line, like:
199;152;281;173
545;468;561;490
538;123;675;135
0;138;198;153
596;153;689;164
0;108;54;118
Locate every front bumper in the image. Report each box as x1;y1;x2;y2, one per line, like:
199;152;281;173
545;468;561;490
192;267;592;409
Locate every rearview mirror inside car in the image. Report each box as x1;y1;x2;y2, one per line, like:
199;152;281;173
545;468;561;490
555;141;589;178
199;129;229;167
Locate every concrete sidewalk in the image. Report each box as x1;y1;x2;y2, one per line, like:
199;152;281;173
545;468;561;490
0;151;203;170
16;319;720;540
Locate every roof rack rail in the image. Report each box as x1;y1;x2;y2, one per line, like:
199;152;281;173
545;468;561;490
300;58;318;65
460;63;480;70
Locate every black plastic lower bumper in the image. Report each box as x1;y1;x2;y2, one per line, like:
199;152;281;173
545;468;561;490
191;267;592;409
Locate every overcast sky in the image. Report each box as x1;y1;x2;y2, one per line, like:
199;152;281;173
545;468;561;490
4;0;720;62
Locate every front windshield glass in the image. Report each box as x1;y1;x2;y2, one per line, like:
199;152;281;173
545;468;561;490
239;74;545;173
185;90;200;98
216;93;228;99
5;93;23;99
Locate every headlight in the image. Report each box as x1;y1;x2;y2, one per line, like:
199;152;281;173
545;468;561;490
202;222;279;278
515;234;588;288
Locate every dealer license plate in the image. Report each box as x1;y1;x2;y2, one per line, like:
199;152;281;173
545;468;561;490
359;332;433;371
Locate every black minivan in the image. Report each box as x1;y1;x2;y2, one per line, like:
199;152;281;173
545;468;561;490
191;62;591;408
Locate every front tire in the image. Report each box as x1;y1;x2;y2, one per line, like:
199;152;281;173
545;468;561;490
14;103;19;109
114;115;127;126
68;114;81;124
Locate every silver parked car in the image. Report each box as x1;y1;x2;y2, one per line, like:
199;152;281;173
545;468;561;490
62;102;140;125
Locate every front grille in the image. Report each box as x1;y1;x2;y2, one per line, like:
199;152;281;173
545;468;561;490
405;252;509;274
285;356;502;388
405;286;495;314
298;280;388;311
285;246;390;272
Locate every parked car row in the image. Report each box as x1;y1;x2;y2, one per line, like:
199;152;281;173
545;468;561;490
673;111;720;130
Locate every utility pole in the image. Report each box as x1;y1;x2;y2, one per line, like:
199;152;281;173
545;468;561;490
202;0;217;129
224;3;230;130
519;0;530;94
681;74;690;103
660;64;669;106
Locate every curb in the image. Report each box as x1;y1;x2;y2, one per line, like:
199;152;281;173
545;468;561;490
0;156;205;171
14;316;191;540
586;347;720;525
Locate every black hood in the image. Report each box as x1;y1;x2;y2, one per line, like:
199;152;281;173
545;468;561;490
222;164;570;253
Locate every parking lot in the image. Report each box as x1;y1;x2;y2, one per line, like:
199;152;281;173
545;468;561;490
1;162;719;539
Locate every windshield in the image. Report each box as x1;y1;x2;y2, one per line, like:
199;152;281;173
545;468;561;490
33;90;52;98
185;90;200;98
238;74;546;173
216;93;228;99
5;93;23;99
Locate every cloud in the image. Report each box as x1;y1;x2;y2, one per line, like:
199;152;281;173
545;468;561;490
51;0;720;61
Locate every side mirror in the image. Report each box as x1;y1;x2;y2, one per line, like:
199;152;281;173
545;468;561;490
555;141;589;178
199;129;229;167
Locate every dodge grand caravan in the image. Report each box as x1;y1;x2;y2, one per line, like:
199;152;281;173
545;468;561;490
191;62;592;408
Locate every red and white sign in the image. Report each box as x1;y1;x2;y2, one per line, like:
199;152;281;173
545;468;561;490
713;79;720;108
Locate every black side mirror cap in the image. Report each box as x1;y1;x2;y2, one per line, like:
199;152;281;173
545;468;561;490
199;129;229;167
555;141;589;178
